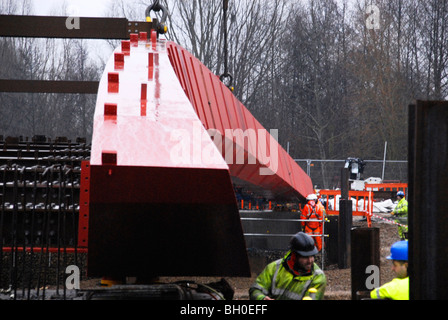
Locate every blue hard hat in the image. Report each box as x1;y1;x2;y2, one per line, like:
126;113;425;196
397;191;405;197
387;240;408;261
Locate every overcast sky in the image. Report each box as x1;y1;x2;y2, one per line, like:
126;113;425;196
26;0;116;65
31;0;112;17
25;0;360;65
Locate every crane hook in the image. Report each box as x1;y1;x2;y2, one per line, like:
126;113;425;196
220;73;234;91
145;0;168;35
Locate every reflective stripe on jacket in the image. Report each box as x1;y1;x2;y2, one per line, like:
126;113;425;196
393;198;408;216
249;251;326;300
300;201;324;230
370;277;409;300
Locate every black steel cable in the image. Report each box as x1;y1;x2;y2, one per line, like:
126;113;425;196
63;192;68;300
69;167;78;282
10;165;18;300
36;166;51;299
0;165;8;291
26;166;38;299
63;166;72;299
42;166;55;300
20;166;27;298
220;0;233;89
56;165;62;295
223;0;229;76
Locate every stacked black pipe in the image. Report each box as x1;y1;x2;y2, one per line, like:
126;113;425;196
0;135;90;300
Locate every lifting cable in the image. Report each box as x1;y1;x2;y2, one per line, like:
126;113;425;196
220;0;233;91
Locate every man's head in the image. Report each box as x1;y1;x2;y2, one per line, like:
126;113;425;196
290;232;318;270
293;253;314;271
391;260;408;278
396;191;405;200
306;194;318;207
387;240;408;278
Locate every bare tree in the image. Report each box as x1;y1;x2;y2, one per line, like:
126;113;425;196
277;0;354;188
161;0;288;108
417;0;448;99
0;0;100;140
2;0;446;185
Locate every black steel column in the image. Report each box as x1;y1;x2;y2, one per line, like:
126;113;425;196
341;167;350;200
408;103;416;300
338;168;352;269
351;227;380;300
327;216;339;265
408;100;448;299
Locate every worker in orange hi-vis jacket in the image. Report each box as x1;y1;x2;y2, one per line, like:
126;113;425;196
300;194;325;252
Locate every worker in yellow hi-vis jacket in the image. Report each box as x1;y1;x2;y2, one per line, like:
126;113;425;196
391;191;408;239
370;240;409;300
249;232;326;300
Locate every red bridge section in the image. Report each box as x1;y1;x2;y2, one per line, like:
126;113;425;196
166;42;313;201
83;31;313;279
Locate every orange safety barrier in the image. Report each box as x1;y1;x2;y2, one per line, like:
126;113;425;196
365;183;408;198
318;190;374;227
240;199;273;211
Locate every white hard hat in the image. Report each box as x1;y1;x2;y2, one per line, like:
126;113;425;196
306;194;317;201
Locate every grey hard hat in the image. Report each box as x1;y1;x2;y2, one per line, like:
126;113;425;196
290;232;318;256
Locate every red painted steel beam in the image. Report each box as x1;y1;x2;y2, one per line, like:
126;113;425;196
166;42;314;201
87;32;250;278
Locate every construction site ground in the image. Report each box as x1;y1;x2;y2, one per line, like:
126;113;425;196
76;215;399;300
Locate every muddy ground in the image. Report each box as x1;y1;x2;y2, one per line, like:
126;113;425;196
321;218;399;300
76;215;401;300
